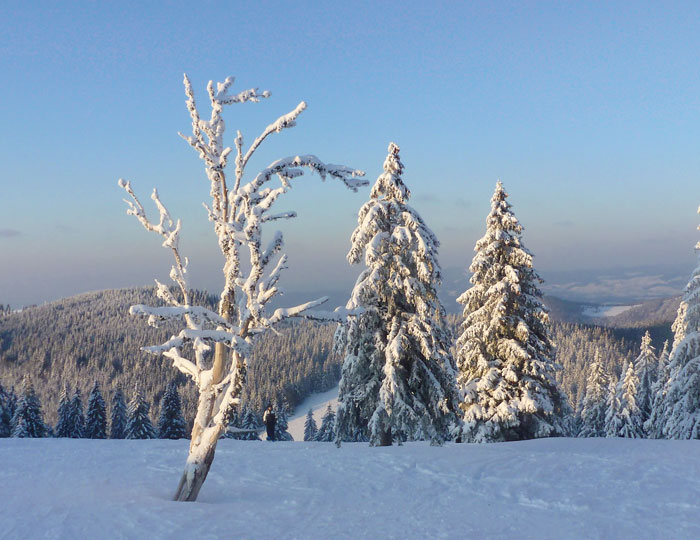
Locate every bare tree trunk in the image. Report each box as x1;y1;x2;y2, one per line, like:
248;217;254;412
173;434;219;501
173;387;224;501
378;426;392;447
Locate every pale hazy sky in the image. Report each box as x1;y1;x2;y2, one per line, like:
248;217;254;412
2;1;700;308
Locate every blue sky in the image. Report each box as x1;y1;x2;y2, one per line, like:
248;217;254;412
2;1;700;307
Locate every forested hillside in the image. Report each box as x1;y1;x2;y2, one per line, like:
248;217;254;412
0;288;341;428
0;288;675;429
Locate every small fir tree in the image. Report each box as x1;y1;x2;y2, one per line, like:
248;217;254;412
11;378;46;438
240;407;261;441
54;385;72;437
604;376;623;437
110;387;128;439
315;404;336;442
634;331;657;428
157;383;188;440
85;381;107;439
617;362;644;438
645;340;670;437
303;408;318;441
67;388;86;438
0;384;13;438
125;389;156;439
334;143;458;446
578;349;609;438
456;181;569;443
273;404;293;442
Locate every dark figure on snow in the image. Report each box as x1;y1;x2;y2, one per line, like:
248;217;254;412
263;405;277;441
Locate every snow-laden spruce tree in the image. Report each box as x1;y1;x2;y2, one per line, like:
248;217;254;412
303;408;317;441
55;385;72;437
67;388;85;438
634;331;657;427
456;181;569;442
334;143;458;446
604;376;622;437
119;74;365;500
273;404;293;441
11;378;46;438
85;382;107;439
616;362;644;438
0;384;11;438
577;349;609;438
240;407;261;441
315;404;336;442
158;383;188;440
645;340;669;437
125;388;156;440
110;387;127;439
660;210;700;439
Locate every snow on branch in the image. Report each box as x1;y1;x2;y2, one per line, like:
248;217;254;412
129;304;233;330
244;155;366;196
118;179;190;307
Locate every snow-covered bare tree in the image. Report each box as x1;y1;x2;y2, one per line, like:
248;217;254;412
634;331;657;428
303;408;317;441
577;349;609;438
334;143;458;446
85;382;107;439
110;387;127;439
118;74;365;500
456;181;569;443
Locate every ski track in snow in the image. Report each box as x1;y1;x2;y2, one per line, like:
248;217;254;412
0;438;699;539
287;386;339;441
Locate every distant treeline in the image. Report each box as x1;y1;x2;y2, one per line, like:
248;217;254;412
0;288;673;427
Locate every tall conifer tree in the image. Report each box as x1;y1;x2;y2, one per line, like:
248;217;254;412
661;209;700;439
634;331;657;428
110;387;128;439
67;388;85;438
645;340;669;437
125;388;156;439
157;383;188;440
578;349;609;437
456;181;569;442
85;382;107;439
303;408;318;441
54;385;72;437
11;378;46;438
335;143;458;446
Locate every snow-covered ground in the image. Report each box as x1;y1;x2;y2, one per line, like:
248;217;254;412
1;438;699;539
287;387;338;441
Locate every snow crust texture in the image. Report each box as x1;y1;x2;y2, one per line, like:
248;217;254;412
1;438;698;539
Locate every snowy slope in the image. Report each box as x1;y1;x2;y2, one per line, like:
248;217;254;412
1;438;699;539
287;386;338;441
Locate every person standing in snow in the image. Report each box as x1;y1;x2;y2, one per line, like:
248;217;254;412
263;404;276;441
